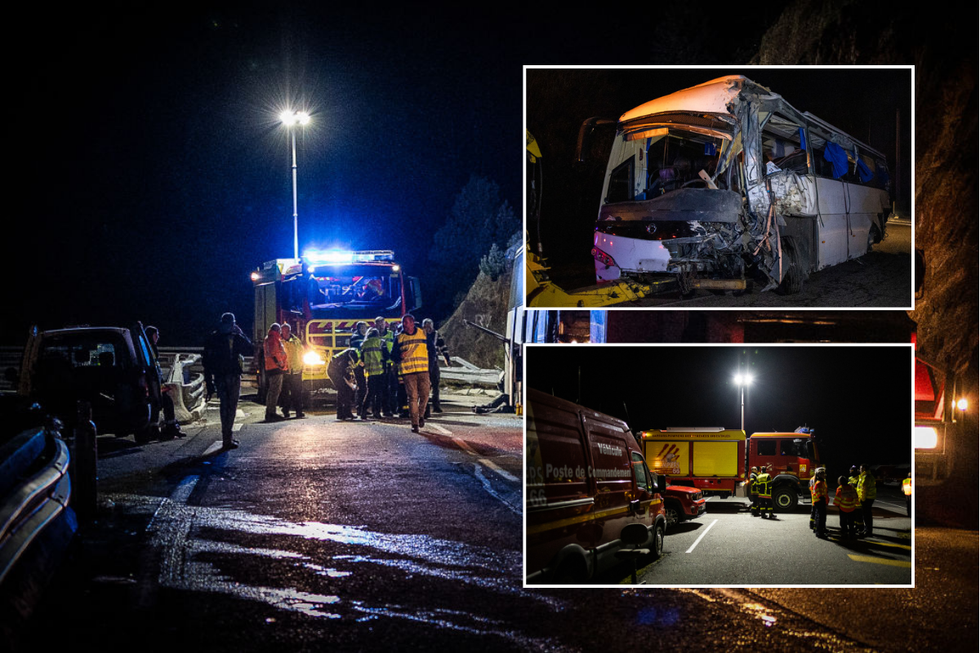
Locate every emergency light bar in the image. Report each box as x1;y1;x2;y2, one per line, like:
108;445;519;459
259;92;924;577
303;249;396;265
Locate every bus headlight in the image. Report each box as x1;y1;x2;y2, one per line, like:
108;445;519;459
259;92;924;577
303;351;326;367
914;426;938;450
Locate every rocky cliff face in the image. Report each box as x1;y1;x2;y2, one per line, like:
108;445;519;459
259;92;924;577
754;0;978;377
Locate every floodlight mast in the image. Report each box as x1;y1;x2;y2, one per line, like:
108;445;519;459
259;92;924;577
280;110;311;260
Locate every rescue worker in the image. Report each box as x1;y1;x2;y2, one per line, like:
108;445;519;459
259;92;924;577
145;325;183;438
856;464;877;537
422;318;451;417
327;347;360;420
847;465;863;526
263;323;288;422
756;465;774;519
350;322;369;418
748;466;760;516
391;314;429;433
811;468;829;538
279;323;305;419
375;316;397;417
360;327;388;419
903;472;912;517
834;475;860;538
203;312;252;449
809;467;826;530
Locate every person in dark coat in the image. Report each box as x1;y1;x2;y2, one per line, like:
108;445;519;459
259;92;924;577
422;318;451;416
203;313;253;449
328;348;360;420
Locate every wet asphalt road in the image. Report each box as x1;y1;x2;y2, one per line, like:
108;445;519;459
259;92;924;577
10;387;976;652
626;494;912;586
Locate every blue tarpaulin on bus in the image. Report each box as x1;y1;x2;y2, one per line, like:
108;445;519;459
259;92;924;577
856;158;873;183
823;142;848;179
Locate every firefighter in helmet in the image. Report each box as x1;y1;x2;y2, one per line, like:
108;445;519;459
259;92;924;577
756;464;774;519
748;466;760;516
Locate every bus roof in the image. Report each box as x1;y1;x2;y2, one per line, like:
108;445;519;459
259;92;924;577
619;75;774;122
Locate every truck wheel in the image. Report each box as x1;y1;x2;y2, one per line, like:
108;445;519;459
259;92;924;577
665;503;680;528
773;487;798;512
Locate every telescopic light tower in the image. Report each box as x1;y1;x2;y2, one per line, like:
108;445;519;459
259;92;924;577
280;110;311;260
734;372;753;433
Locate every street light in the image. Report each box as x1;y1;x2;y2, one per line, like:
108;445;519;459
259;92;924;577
280;110;311;260
734;372;753;432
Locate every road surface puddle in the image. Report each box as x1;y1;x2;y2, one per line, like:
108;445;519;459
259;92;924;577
130;475;561;648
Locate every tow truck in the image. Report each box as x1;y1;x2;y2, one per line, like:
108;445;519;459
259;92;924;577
251;249;421;392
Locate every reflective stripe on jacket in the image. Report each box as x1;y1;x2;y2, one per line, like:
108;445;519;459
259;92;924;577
361;336;385;377
756;473;772;499
395;328;428;375
811;479;828;503
834;485;859;512
857;472;877;501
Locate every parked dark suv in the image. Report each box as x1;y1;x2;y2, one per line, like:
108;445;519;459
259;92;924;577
17;323;162;442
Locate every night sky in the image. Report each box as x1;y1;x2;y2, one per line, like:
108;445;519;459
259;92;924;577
526;344;913;471
526;67;913;276
10;6;529;344
8;4;808;346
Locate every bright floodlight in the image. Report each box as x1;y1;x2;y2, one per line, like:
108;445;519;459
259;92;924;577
734;373;753;386
280;110;311;127
956;398;968;411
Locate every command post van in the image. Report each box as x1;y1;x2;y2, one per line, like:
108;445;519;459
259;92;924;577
526;389;666;584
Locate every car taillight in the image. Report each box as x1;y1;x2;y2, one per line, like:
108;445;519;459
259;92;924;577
592;246;617;267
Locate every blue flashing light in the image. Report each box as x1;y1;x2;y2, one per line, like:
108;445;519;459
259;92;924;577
303;249;395;265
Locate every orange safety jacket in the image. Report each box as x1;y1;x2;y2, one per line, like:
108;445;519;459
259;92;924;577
264;332;288;373
834;485;859;512
811;479;828;504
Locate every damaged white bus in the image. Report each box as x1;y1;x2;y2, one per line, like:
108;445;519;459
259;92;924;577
586;75;892;294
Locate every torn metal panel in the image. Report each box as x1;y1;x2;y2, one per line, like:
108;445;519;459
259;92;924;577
599;189;743;223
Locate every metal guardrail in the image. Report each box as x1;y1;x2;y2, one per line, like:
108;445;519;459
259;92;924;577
0;429;74;586
164;353;206;422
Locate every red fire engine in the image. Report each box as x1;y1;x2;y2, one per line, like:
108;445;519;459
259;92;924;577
251;249;421;390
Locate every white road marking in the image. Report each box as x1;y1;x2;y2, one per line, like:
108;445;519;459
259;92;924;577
203;441;225;456
450;435;519;482
686;519;718;553
426;423;452;436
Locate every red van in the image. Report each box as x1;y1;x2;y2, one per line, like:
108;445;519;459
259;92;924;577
526;389;667;584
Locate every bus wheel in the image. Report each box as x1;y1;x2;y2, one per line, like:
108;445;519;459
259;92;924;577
867;224;881;251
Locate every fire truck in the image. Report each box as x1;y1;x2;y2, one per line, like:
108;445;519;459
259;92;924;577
914;340;966;485
640;426;821;511
251;249;421;391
